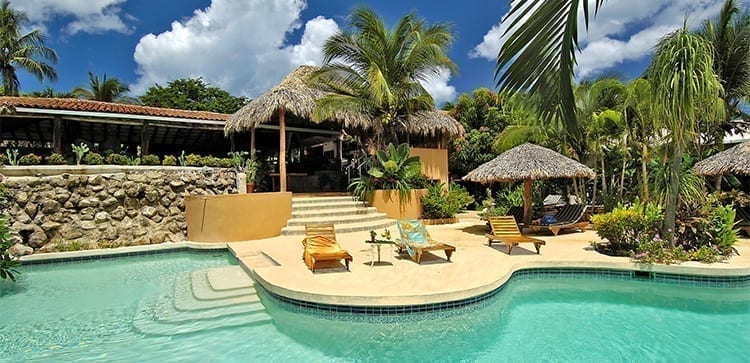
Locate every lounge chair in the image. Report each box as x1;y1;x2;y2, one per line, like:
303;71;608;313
396;220;456;264
735;206;750;237
507;206;525;226
533;204;589;236
486;216;545;254
302;223;353;272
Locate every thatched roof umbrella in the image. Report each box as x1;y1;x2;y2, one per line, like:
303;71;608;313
694;141;750;176
406;110;465;141
463;143;595;226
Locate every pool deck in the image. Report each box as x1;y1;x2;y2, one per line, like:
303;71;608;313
228;212;750;307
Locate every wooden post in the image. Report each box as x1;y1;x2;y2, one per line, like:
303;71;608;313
523;178;533;226
140;121;150;155
52;116;63;153
279;107;287;192
229;133;235;152
250;127;256;157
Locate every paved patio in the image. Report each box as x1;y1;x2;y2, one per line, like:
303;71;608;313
228;212;750;307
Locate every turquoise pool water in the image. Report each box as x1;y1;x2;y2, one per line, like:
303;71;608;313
1;252;748;362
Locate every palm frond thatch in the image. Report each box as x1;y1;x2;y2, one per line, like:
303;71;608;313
694;141;750;176
462;142;595;183
406;110;465;138
225;65;370;135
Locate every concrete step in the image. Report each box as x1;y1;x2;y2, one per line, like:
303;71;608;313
291;200;367;211
286;212;388;227
291;206;377;218
190;270;254;301
133;302;271;336
205;266;254;291
155;298;266;323
281;219;396;236
174;273;260;311
292;196;357;204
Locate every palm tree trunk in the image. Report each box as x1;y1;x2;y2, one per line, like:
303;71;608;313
600;158;607;196
619;155;627;198
641;144;649;202
663;144;682;247
714;175;722;192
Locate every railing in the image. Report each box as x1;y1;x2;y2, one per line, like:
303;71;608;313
343;154;369;184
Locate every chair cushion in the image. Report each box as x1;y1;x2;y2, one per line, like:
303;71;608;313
397;220;428;243
541;215;557;225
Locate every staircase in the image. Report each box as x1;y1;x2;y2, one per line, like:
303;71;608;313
280;196;395;235
133;266;272;336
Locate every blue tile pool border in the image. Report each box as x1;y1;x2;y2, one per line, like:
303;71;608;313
17;246;229;265
259;267;750;318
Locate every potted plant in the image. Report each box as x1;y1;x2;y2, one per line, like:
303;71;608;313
245;158;258;193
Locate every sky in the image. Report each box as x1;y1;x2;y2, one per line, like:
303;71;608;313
14;0;749;107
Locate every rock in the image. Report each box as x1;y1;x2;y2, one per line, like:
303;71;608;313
80;207;96;221
126;209;139;218
11;222;36;233
169;180;185;188
52;190;71;204
141;206;157;218
61;226;83;240
125;184;142;198
28;230;48;248
192;188;206;195
132;227;149;237
151;215;163;223
124;197;139;209
41;221;62;230
101;197;118;208
80;221;96;230
67;193;81;206
94;212;110;224
131;235;150;246
168;206;181;216
144;188;159;202
91;184;105;192
14;191;29;205
9;243;33;257
156;206;170;217
78;197;99;208
127;173;148;183
113;190;126;199
41;199;61;214
13;210;32;224
24;203;38;218
110;207;126;221
88;175;105;185
101;227;119;240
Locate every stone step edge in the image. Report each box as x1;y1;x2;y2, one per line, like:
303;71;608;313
134;309;272;337
285;213;388;227
291;207;377;218
291;196;358;204
281;220;396;235
190;270;256;301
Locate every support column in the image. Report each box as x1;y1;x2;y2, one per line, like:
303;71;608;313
140;121;150;155
250;126;256;157
523;178;533;226
279;107;287;192
229;133;235;152
52;116;63;153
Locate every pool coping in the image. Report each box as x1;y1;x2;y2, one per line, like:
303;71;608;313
17;242;228;264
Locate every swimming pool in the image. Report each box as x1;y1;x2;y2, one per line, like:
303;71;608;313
1;251;748;361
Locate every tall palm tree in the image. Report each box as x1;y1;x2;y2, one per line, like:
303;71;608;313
495;0;606;150
649;26;724;241
623;78;658;202
310;7;456;149
72;72;136;103
0;0;57;96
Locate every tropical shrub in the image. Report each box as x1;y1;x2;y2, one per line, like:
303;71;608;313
591;200;663;255
218;158;233;168
185;153;202;167
348;143;423;202
45;153;66;165
162;155;177;166
5;149;19;166
0;153;7;165
244;157;258;183
18;153;41;165
201;156;221;167
71;143;89;165
106;153;129;165
140;154;160;165
83;152;104;165
421;183;475;219
0;185;19;281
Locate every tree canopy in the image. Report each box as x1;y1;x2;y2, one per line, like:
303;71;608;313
72;72;135;103
139;78;249;114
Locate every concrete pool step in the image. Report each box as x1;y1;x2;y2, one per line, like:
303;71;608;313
190;270;255;301
134;303;272;336
175;273;261;311
155;298;267;323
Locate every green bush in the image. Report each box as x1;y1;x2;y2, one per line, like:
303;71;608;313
421;183;475;219
0;153;9;165
45;153;66;165
705;205;739;254
201;156;221;167
140;154;160;165
83;152;104;165
591;200;662;255
218;158;233;168
185;153;202;167
162;155;177;166
18;153;42;165
0;217;19;281
348;143;423;203
106;153;130;165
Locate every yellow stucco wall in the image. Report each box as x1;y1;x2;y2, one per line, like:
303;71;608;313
368;189;428;220
185;192;292;242
410;147;448;183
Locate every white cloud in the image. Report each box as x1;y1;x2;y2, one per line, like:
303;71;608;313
14;0;131;35
420;67;456;105
131;0;340;97
471;0;731;78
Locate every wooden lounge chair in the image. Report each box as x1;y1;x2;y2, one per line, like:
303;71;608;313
507;206;525;227
302;223;353;272
395;220;456;264
735;205;750;237
486;216;545;254
533;204;589;236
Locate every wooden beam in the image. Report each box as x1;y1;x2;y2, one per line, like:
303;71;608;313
250;127;256;157
523;179;533;226
279;107;287;192
230;133;235;152
140;121;150;155
52;116;63;153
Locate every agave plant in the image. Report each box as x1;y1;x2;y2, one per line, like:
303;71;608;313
349;143;423;203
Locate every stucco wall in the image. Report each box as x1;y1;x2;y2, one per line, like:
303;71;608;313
368;189;427;220
410;147;448;183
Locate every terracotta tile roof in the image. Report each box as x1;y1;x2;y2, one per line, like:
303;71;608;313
0;96;229;122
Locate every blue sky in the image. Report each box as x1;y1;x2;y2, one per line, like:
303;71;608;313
15;0;747;106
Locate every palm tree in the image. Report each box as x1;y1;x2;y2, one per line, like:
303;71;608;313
72;72;136;103
495;0;606;150
310;7;456;149
623;78;658;201
0;0;57;96
649;26;724;240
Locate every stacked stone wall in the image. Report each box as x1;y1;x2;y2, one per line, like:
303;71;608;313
1;169;237;255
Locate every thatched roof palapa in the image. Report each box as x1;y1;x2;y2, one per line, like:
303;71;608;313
694;141;750;176
463;143;595;183
225;65;464;139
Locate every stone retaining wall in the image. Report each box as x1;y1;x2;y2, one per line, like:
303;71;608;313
1;168;238;255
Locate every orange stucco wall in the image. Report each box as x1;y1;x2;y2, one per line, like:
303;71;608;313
368;189;428;220
410;147;448;183
185;192;292;242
